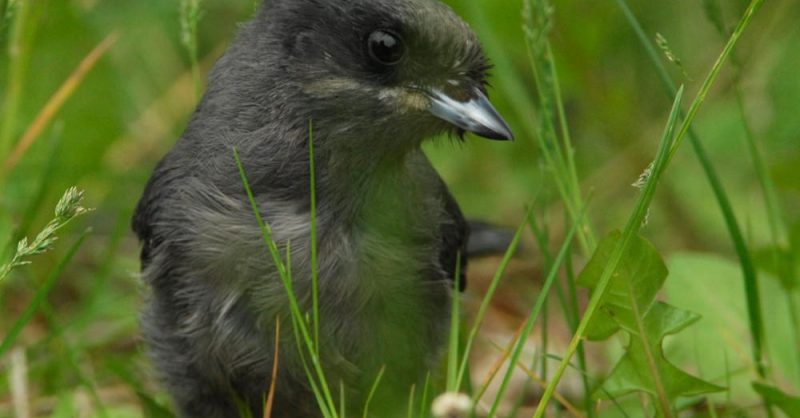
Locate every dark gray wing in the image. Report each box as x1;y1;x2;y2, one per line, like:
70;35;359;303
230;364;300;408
132;157;187;269
439;187;469;290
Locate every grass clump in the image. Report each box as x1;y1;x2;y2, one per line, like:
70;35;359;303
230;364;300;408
0;187;89;282
1;0;798;417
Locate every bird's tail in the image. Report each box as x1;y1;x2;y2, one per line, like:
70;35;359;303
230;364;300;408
466;220;519;258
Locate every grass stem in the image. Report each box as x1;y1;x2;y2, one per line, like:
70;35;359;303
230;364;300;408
2;32;118;176
488;204;586;417
522;0;596;257
0;230;90;358
446;252;462;392
264;317;281;418
180;0;202;101
308;120;320;353
534;85;684;417
613;0;770;381
455;209;531;388
234;148;338;416
362;366;386;418
0;0;37;159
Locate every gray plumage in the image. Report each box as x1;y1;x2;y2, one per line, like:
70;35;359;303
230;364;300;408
132;0;511;417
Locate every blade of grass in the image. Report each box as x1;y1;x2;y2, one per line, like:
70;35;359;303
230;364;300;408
339;381;346;418
563;241;593;415
528;207;593;415
1;187;90;284
474;315;530;402
418;372;431;418
665;2;765;164
496;349;584;418
309;120;320;353
0;0;39;158
707;6;800;379
0;229;90;358
487;203;586;417
285;246;337;418
446;252;462;392
731;81;800;356
732;83;785;247
522;0;596;256
233;394;255;418
537;0;766;405
180;0;202;101
543;353;632;418
291;313;335;418
406;384;416;418
361;366;386;418
706;0;800;390
554;210;595;416
455;208;532;388
234;148;338;416
2;32;119;175
613;0;769;379
463;0;596;256
264;317;281;418
534;85;685;417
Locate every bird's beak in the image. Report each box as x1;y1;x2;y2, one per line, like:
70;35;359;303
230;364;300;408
427;87;514;141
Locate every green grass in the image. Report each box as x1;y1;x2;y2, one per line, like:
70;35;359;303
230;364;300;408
1;0;799;417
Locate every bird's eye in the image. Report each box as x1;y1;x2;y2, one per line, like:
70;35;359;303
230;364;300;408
366;29;405;66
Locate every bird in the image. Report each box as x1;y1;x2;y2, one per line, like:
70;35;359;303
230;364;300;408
131;0;512;417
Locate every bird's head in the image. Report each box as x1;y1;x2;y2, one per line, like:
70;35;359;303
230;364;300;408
249;0;513;150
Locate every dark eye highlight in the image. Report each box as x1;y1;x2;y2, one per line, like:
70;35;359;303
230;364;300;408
366;29;405;66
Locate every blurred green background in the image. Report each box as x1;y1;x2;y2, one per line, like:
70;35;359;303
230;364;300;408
1;0;798;416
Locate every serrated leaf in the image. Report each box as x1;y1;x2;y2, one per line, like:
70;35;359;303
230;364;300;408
577;231;668;340
752;382;800;416
595;302;723;402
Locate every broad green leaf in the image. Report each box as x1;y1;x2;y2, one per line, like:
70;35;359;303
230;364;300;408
596;302;723;402
666;252;800;403
753;246;797;290
752;383;800;417
577;231;668;340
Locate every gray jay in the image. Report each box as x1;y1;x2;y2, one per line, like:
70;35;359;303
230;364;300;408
132;0;512;416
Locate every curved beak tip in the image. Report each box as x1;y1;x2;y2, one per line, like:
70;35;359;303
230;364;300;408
427;88;514;141
481;123;515;141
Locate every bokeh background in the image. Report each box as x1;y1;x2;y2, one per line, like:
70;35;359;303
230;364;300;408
1;0;798;416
